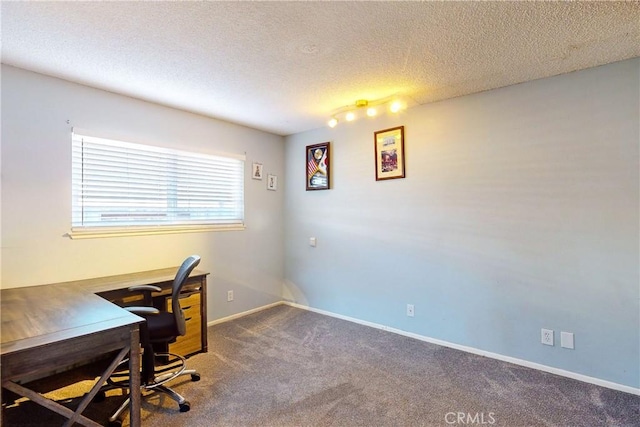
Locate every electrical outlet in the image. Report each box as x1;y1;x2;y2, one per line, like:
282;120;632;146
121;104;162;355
406;304;415;317
227;290;234;302
541;328;554;346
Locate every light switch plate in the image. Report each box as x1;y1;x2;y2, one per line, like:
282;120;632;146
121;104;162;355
309;237;317;247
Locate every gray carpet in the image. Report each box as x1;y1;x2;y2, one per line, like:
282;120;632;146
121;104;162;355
3;304;639;426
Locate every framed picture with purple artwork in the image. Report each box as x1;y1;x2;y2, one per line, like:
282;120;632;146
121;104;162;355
306;142;330;190
374;126;405;181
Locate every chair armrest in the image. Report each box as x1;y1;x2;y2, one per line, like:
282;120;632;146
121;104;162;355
128;285;162;293
125;306;160;315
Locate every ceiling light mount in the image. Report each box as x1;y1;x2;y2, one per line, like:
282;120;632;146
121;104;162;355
327;96;405;128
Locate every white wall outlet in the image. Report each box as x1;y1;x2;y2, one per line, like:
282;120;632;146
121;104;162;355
309;237;317;247
227;290;234;302
407;304;415;317
561;331;575;349
541;328;554;346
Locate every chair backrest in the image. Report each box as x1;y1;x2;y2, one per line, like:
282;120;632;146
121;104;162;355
171;255;201;336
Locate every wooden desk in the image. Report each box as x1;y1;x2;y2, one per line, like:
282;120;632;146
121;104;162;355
70;267;209;357
1;283;143;427
1;267;209;426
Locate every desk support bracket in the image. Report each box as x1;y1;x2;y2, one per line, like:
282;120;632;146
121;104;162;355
2;333;140;427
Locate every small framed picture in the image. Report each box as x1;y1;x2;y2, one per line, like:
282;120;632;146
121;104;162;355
374;126;405;181
267;174;278;191
306;142;330;191
252;163;264;180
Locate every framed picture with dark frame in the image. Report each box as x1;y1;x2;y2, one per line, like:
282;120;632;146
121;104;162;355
374;126;405;181
306;142;330;191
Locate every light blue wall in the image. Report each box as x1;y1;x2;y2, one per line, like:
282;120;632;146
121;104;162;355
1;65;286;322
2;59;638;390
283;59;640;388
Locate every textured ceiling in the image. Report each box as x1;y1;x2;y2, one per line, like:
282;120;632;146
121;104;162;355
2;1;639;136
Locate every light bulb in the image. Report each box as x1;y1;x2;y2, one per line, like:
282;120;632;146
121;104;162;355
346;112;355;121
390;101;402;113
328;118;338;128
366;107;377;117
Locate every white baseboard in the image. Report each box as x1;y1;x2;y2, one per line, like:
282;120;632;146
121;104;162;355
207;301;283;327
283;301;640;396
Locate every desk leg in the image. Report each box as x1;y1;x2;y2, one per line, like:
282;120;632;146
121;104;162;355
2;344;132;427
129;324;141;427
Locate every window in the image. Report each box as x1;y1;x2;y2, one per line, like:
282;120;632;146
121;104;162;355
71;130;244;238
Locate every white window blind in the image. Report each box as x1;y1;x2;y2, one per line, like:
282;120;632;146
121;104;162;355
71;131;244;237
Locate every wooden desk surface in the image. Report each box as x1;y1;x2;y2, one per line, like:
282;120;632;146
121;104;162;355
1;267;209;355
54;267;209;295
1;283;143;357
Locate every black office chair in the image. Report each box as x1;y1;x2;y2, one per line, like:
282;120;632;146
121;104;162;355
102;255;202;426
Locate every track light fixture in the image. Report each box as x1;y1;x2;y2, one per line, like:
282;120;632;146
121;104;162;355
327;97;406;128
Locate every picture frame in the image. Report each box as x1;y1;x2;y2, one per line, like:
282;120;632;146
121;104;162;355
267;174;278;191
252;162;264;180
306;142;330;191
374;126;405;181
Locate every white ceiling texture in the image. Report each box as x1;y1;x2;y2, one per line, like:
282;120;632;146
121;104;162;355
2;1;639;136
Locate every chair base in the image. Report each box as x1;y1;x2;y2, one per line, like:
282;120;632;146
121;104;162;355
99;352;200;426
108;368;199;425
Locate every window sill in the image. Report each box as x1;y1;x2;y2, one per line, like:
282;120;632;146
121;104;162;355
67;224;245;239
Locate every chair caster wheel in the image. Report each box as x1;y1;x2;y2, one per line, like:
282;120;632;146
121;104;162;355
191;373;201;382
93;390;106;402
179;401;191;412
107;419;122;427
